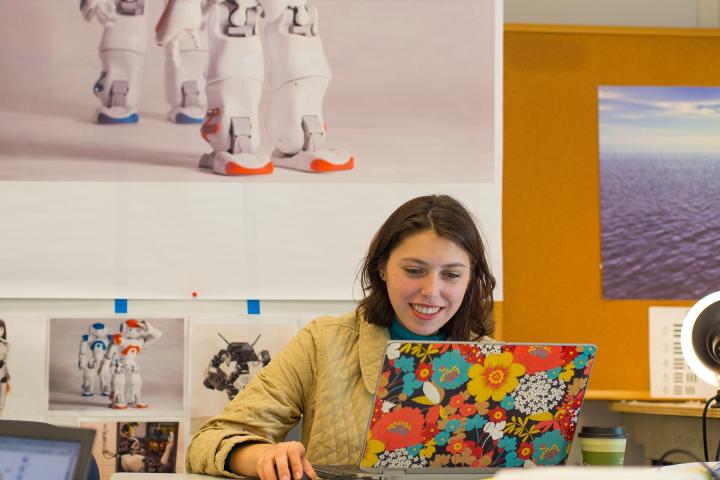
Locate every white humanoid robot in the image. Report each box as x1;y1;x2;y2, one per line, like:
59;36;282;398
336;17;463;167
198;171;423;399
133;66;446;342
155;0;354;175
77;322;113;397
0;319;10;417
106;319;162;409
80;0;209;124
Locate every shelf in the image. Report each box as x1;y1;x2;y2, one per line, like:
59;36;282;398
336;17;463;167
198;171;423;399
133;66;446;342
610;400;720;418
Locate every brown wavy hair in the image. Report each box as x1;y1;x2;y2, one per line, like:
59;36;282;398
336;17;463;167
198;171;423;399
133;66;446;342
358;195;495;340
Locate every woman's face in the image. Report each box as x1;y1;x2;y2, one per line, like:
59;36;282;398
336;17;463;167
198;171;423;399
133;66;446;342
383;230;471;336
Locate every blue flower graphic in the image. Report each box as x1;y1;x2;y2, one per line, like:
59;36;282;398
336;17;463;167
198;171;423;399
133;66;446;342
464;414;487;431
431;350;470;389
532;430;568;465
402;372;423;396
498;436;517;452
435;431;450;446
504;451;524;467
445;419;462;432
547;367;562;380
407;444;423;456
574;354;589;368
500;395;515;410
395;355;416;373
583;345;597;356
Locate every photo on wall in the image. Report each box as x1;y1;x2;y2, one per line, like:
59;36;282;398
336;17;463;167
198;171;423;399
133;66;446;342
189;315;298;433
48;317;185;412
598;86;720;299
0;315;49;421
0;0;497;183
80;420;183;479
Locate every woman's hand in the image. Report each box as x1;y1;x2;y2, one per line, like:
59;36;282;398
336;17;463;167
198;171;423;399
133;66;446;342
230;441;317;480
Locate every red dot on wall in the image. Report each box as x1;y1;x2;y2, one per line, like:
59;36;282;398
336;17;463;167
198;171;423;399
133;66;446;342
192;292;198;298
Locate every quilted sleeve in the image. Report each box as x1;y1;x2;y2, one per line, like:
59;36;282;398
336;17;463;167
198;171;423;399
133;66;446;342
186;323;319;476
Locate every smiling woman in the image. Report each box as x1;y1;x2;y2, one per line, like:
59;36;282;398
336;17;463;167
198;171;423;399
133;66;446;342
186;194;497;480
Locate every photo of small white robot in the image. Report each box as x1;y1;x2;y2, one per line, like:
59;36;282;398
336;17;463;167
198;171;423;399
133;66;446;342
203;333;270;400
102;421;178;473
78;322;113;398
80;0;208;124
0;319;10;417
50;317;184;412
106;319;163;409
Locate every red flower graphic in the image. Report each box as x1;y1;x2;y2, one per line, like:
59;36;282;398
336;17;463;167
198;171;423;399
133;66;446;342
488;406;507;423
416;362;433;381
513;345;564;374
370;407;425;451
517;442;534;460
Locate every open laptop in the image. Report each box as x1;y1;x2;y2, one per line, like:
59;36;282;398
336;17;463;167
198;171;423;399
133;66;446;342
0;420;96;480
314;341;597;480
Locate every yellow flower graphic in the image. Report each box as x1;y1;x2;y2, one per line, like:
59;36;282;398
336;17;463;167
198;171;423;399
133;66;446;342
467;352;526;402
360;431;386;468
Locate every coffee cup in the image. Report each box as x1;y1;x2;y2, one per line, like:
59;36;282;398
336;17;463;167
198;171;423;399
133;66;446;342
578;426;627;466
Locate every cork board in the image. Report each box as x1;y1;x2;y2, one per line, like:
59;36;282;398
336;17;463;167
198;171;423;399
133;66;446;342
502;25;720;397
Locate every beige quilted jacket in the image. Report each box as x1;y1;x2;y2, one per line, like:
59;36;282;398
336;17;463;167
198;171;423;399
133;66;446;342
186;310;389;477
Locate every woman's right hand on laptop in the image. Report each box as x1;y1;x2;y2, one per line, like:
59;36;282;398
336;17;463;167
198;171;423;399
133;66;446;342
229;441;317;480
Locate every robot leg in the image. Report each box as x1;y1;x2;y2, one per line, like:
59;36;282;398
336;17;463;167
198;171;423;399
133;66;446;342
262;0;353;173
81;365;98;397
198;0;271;175
110;365;128;409
164;26;208;124
128;366;147;408
93;0;148;124
99;361;112;396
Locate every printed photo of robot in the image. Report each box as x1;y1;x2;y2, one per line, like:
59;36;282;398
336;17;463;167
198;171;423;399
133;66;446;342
48;318;185;412
188;315;298;432
0;0;498;182
81;420;184;479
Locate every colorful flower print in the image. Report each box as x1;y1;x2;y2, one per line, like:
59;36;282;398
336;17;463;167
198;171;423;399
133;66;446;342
517;441;534;460
504;451;524;467
561;347;578;364
574;354;589;369
483;420;506;440
402;372;423;396
532;430;567;465
512;345;565;374
449;393;466;408
376;448;429;468
360;432;386;468
459;403;476;416
386;343;401;360
467;352;526;402
371;406;426;451
446;435;467;455
431;350;471;390
464;414;487;431
407;443;423;456
445;418;462;432
423;423;440;440
395;355;416;373
498;436;518;452
488;406;507;423
435;431;450;446
513;372;566;416
416;362;433;381
500;395;515;410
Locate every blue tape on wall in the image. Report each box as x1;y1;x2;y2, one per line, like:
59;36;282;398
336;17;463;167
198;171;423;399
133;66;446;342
115;299;128;314
247;300;260;315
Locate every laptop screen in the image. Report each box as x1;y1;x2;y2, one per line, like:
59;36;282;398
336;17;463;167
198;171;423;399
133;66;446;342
0;435;82;480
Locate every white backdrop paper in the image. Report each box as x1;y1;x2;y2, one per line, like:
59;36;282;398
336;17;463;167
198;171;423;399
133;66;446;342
0;0;503;300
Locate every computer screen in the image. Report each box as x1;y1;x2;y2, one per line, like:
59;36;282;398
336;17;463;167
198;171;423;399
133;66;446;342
0;435;82;480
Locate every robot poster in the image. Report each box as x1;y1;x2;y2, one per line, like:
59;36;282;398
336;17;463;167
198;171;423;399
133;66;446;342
48;317;185;412
81;420;184;479
189;315;297;428
0;315;49;422
0;0;504;303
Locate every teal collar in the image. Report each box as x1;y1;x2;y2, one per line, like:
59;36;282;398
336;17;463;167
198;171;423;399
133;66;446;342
389;318;446;341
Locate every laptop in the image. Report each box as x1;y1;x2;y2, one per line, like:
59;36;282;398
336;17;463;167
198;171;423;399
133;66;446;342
0;420;96;480
314;341;597;480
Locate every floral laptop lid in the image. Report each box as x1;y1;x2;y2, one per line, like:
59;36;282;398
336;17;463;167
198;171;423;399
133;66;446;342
360;341;597;471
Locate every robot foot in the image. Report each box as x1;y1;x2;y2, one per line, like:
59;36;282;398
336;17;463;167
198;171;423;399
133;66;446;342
94;106;139;125
111;403;128;410
167;106;205;124
198;151;273;176
271;149;354;173
81;391;94;397
129;402;148;408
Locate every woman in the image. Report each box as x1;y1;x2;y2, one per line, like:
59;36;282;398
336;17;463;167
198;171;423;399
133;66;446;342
187;194;496;479
0;319;10;417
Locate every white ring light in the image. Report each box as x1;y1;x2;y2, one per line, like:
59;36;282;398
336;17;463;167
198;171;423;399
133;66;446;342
681;291;720;387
